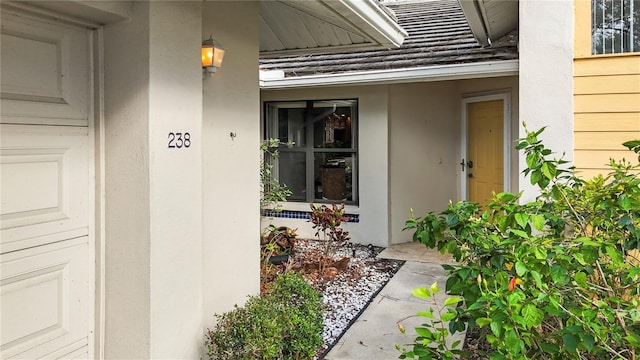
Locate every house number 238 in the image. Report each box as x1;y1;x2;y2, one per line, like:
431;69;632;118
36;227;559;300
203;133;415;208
168;132;191;149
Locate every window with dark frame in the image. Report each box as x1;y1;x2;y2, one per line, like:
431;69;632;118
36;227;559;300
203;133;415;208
592;0;640;54
264;100;358;204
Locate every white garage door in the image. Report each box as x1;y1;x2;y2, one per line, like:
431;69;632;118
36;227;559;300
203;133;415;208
1;9;95;359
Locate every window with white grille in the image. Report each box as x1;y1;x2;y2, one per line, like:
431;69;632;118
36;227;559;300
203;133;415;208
592;0;640;54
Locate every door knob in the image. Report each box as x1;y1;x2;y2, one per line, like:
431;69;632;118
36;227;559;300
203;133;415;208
468;173;474;178
467;160;474;169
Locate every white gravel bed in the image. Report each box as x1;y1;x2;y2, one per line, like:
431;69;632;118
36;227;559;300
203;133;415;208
293;240;404;358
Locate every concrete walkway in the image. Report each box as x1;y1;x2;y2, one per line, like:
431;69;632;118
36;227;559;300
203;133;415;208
325;242;463;360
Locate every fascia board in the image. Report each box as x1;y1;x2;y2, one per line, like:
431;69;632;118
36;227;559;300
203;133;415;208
8;0;131;25
322;0;408;48
458;0;490;47
259;60;519;89
261;42;405;58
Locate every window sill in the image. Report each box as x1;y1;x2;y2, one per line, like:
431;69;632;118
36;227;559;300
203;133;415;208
574;52;640;60
262;202;361;223
264;201;360;214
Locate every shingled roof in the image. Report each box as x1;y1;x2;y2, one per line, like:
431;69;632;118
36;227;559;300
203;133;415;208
259;0;518;77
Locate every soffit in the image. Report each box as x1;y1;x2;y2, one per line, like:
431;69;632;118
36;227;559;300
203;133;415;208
260;0;407;56
481;0;518;42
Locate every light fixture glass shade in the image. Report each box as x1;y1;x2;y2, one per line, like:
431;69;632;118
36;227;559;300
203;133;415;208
201;38;225;72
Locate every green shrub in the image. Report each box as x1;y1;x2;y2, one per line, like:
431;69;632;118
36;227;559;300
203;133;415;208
401;126;640;359
205;272;323;360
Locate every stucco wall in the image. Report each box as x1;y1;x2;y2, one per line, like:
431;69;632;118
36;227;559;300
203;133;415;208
519;0;574;202
148;2;203;358
104;2;203;358
388;81;459;244
260;86;390;247
104;2;152;357
389;76;519;244
202;1;261;320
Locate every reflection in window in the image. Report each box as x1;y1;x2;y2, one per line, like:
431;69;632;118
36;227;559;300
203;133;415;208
592;0;640;54
264;100;358;204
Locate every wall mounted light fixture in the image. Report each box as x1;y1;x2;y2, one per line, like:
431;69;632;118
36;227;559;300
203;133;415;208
202;36;225;76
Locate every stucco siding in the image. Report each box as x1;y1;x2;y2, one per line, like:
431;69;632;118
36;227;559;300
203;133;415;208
519;0;574;202
574;1;640;179
104;3;152;357
389;81;459;244
202;1;261;322
389;76;519;244
103;2;204;358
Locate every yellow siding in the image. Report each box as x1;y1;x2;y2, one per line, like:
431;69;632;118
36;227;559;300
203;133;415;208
575;94;640;113
574;75;640;94
574;55;640;76
574;113;640;131
575;132;640;150
575;150;638;168
574;0;591;58
574;168;615;180
573;1;640;178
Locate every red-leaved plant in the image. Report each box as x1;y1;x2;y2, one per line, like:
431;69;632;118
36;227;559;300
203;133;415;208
309;203;350;257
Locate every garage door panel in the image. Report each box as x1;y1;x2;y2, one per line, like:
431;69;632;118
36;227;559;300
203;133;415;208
1;238;89;359
1;12;89;126
1;125;89;253
1;9;94;359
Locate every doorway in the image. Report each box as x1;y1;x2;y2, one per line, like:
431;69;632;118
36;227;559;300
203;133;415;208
461;93;511;206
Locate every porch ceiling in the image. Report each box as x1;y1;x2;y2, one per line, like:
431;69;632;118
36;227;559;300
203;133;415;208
259;0;408;57
458;0;518;47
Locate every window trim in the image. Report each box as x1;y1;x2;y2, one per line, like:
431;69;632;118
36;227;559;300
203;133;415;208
591;0;639;55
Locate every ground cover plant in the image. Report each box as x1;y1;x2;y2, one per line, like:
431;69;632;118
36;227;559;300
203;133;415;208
400;126;640;359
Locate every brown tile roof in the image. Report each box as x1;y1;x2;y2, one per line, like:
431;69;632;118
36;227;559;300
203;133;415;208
259;0;518;77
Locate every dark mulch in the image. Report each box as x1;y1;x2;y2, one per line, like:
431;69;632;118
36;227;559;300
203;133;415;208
462;326;492;359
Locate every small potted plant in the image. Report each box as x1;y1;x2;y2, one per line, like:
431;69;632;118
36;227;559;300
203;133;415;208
260;225;297;265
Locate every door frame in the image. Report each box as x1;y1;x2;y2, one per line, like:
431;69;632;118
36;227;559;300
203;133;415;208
460;91;511;201
91;26;106;360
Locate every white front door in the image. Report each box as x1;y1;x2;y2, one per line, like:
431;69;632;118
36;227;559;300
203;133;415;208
1;9;95;359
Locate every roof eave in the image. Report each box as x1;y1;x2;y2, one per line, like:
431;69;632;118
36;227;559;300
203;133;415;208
458;0;491;47
325;0;408;49
259;0;407;57
259;60;519;89
260;42;404;58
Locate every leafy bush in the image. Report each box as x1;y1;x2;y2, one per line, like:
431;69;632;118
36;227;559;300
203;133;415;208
396;282;466;360
309;202;350;257
402;127;640;359
206;272;323;360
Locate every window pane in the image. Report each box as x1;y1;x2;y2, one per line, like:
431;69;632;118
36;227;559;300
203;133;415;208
314;152;355;202
592;0;640;54
278;152;306;201
312;101;356;149
266;102;307;147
